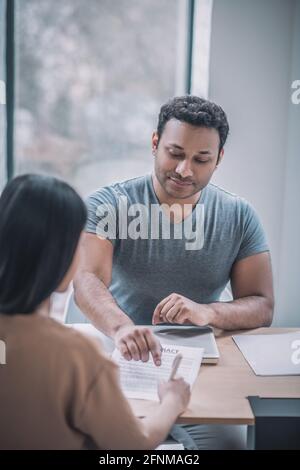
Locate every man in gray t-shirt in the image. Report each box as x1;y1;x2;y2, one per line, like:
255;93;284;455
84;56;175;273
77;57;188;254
72;96;274;450
73;96;274;367
84;174;269;326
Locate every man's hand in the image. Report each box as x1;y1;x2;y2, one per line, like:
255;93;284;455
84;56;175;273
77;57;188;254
114;325;162;366
152;293;214;326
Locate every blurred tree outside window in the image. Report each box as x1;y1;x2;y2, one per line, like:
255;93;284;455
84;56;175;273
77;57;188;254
15;0;185;196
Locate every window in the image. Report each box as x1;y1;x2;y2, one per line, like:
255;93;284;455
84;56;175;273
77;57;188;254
15;0;188;196
0;0;6;190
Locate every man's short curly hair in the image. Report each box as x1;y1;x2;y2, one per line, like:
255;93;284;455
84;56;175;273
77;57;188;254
157;95;229;152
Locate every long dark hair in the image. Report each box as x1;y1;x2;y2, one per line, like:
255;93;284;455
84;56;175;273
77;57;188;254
0;174;87;314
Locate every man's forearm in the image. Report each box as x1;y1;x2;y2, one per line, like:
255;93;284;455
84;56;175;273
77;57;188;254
206;295;274;330
73;271;133;337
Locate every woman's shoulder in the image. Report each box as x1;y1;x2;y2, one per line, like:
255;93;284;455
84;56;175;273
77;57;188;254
37;316;116;373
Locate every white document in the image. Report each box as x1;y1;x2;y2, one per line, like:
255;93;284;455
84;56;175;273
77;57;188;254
112;343;204;401
155;441;184;450
233;331;300;376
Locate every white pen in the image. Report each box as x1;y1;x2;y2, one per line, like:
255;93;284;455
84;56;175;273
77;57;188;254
168;353;183;381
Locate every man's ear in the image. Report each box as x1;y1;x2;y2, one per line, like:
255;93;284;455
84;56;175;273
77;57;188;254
215;148;224;168
152;131;159;154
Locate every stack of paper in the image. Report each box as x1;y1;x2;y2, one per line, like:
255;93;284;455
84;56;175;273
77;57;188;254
233;330;300;376
112;343;204;401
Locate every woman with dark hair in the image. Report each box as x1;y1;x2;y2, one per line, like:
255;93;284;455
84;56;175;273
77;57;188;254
0;174;190;450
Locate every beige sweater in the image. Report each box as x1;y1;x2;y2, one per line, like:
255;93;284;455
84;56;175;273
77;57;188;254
0;313;151;450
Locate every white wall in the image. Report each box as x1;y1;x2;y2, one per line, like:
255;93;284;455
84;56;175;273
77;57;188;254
207;0;300;325
277;0;300;326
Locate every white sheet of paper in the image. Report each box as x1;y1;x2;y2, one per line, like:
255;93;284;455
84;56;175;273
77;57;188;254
233;331;300;376
155;441;184;450
112;343;204;401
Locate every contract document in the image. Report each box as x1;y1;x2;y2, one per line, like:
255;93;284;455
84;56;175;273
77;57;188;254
112;343;204;401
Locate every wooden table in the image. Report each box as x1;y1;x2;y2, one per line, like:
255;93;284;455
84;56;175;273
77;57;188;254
130;327;300;425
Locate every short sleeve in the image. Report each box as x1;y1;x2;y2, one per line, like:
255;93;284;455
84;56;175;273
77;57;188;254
236;200;269;262
85;188;118;246
75;360;150;450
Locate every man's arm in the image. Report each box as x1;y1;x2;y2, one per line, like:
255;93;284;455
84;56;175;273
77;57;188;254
74;233;161;364
209;251;274;329
74;233;128;334
153;252;274;330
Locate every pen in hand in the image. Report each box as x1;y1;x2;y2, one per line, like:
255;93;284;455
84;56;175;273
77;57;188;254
168;353;183;381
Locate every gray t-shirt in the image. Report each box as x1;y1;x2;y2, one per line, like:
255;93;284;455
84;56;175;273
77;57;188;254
85;174;269;325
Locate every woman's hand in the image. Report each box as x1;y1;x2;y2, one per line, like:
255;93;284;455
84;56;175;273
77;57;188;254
157;378;191;414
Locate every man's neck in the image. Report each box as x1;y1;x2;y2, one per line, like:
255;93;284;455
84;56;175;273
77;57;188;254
151;173;201;223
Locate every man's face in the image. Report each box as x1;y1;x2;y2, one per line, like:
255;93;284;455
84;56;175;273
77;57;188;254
152;119;223;200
